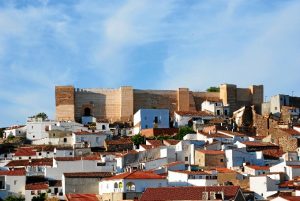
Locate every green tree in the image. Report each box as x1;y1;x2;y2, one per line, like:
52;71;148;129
4;195;25;201
131;134;145;146
206;86;220;92
33;112;48;120
174;126;196;140
32;193;46;201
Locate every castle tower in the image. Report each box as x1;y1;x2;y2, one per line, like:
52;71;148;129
249;85;264;114
55;86;75;121
220;84;237;112
177;88;190;111
119;86;134;121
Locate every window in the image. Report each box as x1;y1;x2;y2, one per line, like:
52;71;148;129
39;152;42;156
145;125;148;129
14;180;17;185
29;157;31;159
19;157;22;160
97;162;105;166
64;138;67;143
224;110;228;116
126;182;136;192
119;182;123;189
154;116;158;124
69;152;73;156
185;157;188;161
114;182;118;188
31;191;35;195
33;135;35;138
220;159;224;162
102;125;106;130
275;107;277;110
216;110;220;115
47;152;50;154
53;133;56;137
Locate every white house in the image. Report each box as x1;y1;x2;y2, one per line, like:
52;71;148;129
26;117;57;141
174;111;214;127
249;174;280;200
45;156;114;180
3;125;26;138
25;182;49;201
201;99;230;116
244;165;270;176
99;171;167;200
72;131;108;148
168;170;218;187
270;161;300;180
225;148;265;169
133;109;170;135
0;169;26;200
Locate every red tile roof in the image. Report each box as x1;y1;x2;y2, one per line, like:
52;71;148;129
64;172;112;178
196;150;225;155
55;156;100;161
66;194;99;201
25;182;48;190
163;139;180;145
276;196;300;201
175;111;214;117
245;165;270;171
171;170;212;175
242;141;278;147
5;158;53;167
215;168;236;173
105;138;133;145
140;144;160;150
0;169;26;176
104;171;166;180
146;140;163;146
140;186;241;201
73;131;103;135
163;161;185;168
14;147;36;156
198;132;231;138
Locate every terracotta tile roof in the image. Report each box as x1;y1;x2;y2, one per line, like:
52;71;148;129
140;144;160;150
242;141;278;147
196;150;225;155
287;165;300;168
140;186;241;201
198;132;231;138
5;158;53;167
0;169;26;176
66;194;99;201
245;165;270;171
73;131;103;135
204;97;222;102
163;139;180;145
32;145;55;152
175;111;214;117
146;140;164;146
163;161;185;168
171;170;212;175
64;172;112;178
263;149;285;159
105;138;133;145
14;147;36;156
218;130;246;137
215;168;236;173
55;155;100;161
25;182;49;190
104;171;166;180
55;146;73;150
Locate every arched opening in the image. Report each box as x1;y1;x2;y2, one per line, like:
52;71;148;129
118;182;123;189
84;107;91;116
126;182;136;192
114;182;118;189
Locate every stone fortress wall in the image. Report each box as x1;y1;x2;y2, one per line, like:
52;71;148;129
55;84;263;123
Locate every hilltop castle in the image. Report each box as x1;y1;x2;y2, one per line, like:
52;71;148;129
55;84;263;122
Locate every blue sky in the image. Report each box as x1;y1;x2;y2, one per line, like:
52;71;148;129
0;0;300;127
